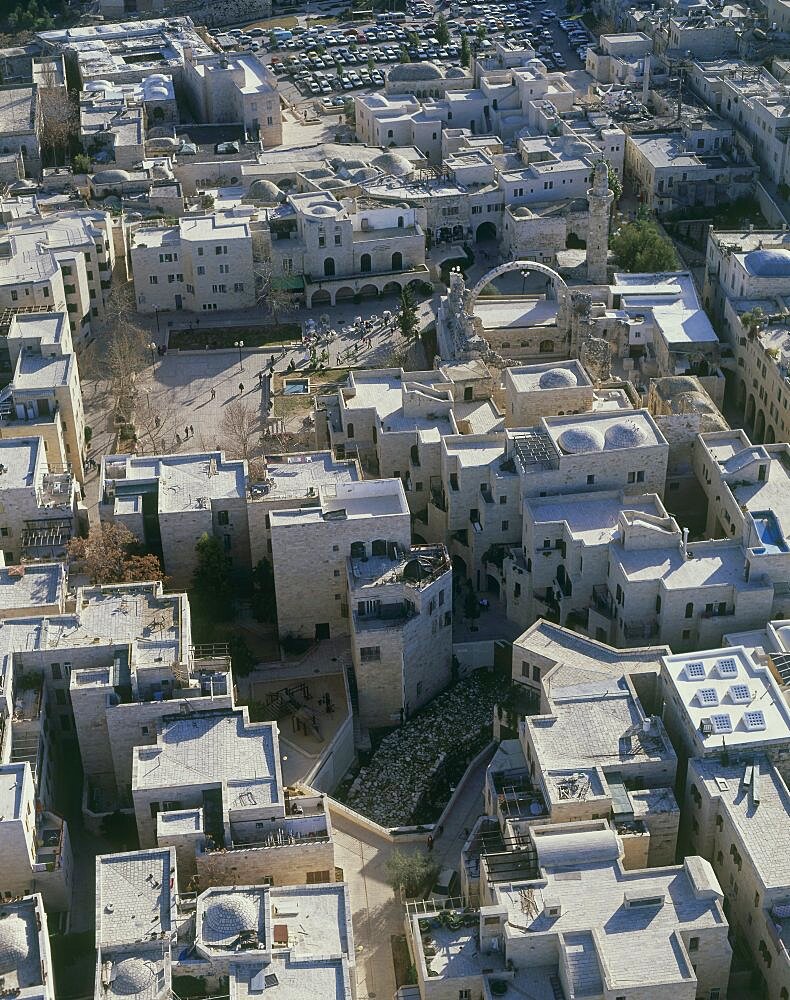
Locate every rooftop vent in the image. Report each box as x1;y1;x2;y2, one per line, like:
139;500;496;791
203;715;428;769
711;713;733;734
743;710;767;732
729;683;751;705
697;687;719;707
685;661;705;681
715;657;738;680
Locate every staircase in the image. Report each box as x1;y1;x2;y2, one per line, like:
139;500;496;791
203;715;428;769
563;931;603;998
548;974;566;1000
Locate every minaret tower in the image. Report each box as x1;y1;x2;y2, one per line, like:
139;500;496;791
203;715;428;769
586;159;614;285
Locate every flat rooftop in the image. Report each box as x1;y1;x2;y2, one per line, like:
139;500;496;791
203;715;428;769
0;761;27;820
475;297;559;330
0;86;36;134
494;852;725;991
133;710;281;810
343;369;448;421
269;480;408;525
443;434;506;468
526;491;665;546
233;956;352;1000
526;678;674;771
251;452;358;501
0;437;40;489
0;562;64;613
14;353;72;391
96;848;175;948
0;896;48;995
613;271;718;346
269;884;351;957
103;452;246;515
614;536;758;589
690;754;790;890
662;646;790;751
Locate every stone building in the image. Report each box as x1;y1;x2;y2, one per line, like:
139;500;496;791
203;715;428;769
131;706;337;893
100;451;249;587
130;210;258;315
0;894;55;1000
0;205;117;347
265;192;429;308
503;360;595;428
0;436;80;564
0;85;41;178
407;821;732;1000
585;159;613;284
94;848;356;1000
0;311;87;483
347;543;452;726
269;478;412;641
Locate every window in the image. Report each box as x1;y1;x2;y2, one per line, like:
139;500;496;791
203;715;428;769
234;283;245;293
223;535;231;551
688;936;699;952
587;474;595;485
197;265;205;275
215;245;228;255
51;663;62;680
10;290;17;301
334;233;342;246
346;422;354;439
459;992;471;1000
218;510;229;526
709;992;720;1000
197;247;204;256
55;689;67;706
319;234;326;247
360;646;381;662
636;470;645;483
360;253;371;273
149;275;158;284
306;869;331;883
532;664;540;682
628;471;636;484
502;521;509;531
219;263;230;274
685;602;694;618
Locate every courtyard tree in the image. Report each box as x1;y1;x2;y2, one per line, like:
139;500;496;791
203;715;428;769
605;159;622;202
460;34;471;67
37;61;77;167
610;213;679;273
398;286;419;341
67;523;164;585
436;13;450;45
385;850;438;898
221;399;260;462
254;256;299;320
192;532;234;622
95;284;152;423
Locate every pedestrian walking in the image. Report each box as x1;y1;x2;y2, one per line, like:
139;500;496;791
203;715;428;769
184;426;189;439
175;433;181;444
210;387;216;400
189;424;194;437
239;382;245;394
427;835;434;851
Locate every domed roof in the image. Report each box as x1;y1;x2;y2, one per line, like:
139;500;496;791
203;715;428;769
302;167;333;180
604;419;649;449
372;152;413;177
146;72;170;84
445;66;467;79
539;366;578;389
112;957;156;996
743;247;790;277
365;93;388;107
0;913;30;974
348;167;378;183
341;158;367;170
557;426;605;454
388;60;443;81
206;894;259;937
248;179;284;203
93;168;130;183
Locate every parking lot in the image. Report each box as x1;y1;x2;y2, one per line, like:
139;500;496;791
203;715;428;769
205;0;595;107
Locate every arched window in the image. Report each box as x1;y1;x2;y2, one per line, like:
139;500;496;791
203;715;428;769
391;251;403;270
372;539;387;556
350;541;366;558
360;253;371;273
397;216;404;228
324;257;335;277
346;422;354;439
685;602;694;618
539;339;554;353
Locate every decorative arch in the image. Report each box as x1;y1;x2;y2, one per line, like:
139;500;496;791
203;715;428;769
468;258;568;309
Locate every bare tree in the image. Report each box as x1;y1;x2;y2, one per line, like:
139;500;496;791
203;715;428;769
37;61;77;168
221;400;261;461
103;284;152;423
254;255;299;321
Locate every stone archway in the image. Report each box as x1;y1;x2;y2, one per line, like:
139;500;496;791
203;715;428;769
754;409;766;442
468;258;568;308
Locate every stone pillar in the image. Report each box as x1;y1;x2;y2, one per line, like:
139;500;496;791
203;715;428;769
586;160;614;285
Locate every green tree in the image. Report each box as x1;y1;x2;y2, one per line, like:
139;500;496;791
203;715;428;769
229;634;255;677
605;160;622;202
192;533;233;621
72;152;91;174
460;34;471;67
610;214;679;273
385;850;438;898
397;286;419;340
367;54;375;73
475;23;487;40
436;13;450;45
399;45;411;63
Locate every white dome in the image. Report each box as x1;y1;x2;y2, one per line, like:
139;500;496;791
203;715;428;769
112;957;156;996
0;913;30;974
206;894;259;937
604;419;649;449
539;367;578;389
557;426;605;454
743;247;790;277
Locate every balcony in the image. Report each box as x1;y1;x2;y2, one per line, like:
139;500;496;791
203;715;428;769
624;619;658;640
32;813;66;873
592;584;616;620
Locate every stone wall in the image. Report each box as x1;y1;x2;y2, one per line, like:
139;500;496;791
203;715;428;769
195;837;335;888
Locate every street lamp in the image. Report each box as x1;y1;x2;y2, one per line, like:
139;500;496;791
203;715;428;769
149;341;157;365
235;340;245;372
521;269;529;295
